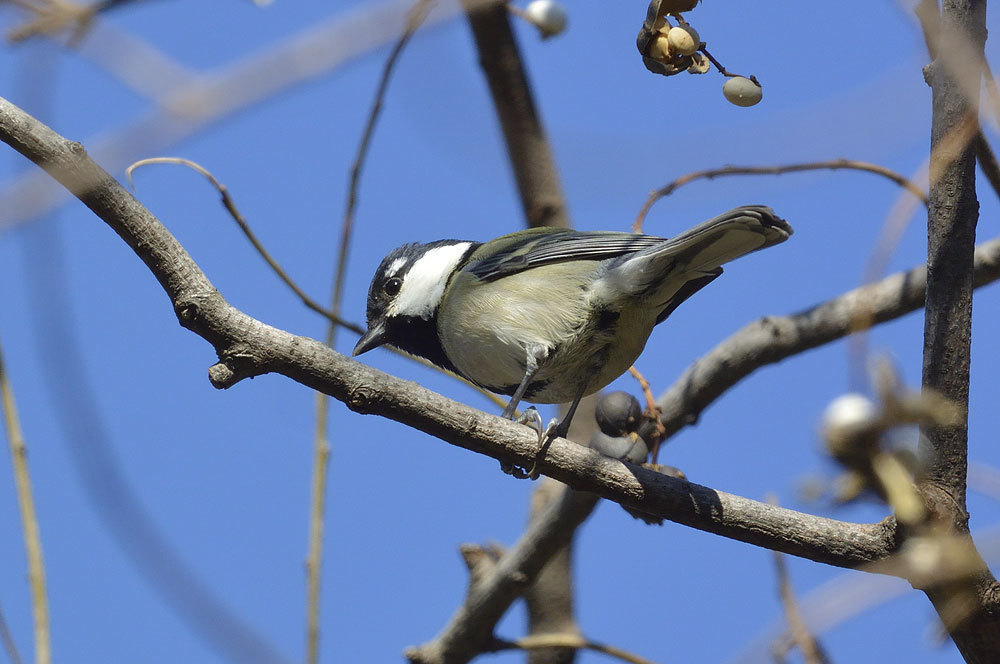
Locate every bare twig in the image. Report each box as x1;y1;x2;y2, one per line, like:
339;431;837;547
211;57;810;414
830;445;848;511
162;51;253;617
633;160;927;233
310;2;433;662
487;633;659;664
0;603;25;664
125;157;365;333
0;338;51;664
772;542;831;664
628;365;665;463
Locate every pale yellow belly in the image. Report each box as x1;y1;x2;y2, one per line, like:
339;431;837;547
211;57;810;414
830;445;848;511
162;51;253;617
437;266;657;404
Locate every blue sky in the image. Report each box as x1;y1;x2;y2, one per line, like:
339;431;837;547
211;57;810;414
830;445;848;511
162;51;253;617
0;1;999;663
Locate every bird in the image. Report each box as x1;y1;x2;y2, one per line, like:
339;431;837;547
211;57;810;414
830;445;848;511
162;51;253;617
353;205;792;473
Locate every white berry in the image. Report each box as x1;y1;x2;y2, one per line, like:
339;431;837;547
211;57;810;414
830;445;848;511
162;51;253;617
524;0;568;38
820;393;878;440
666;25;699;55
723;76;763;107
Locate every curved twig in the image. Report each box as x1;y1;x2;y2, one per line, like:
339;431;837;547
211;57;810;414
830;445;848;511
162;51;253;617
633;160;928;233
125;157;364;334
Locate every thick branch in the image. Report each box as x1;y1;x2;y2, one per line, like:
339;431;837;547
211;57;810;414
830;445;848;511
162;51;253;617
919;1;1000;661
651;236;1000;442
920;0;985;513
0;95;897;571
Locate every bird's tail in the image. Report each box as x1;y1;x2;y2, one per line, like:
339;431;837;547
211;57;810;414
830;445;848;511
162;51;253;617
651;205;792;273
609;205;792;297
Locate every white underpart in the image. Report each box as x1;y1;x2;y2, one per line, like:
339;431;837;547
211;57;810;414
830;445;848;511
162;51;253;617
390;242;472;319
385;257;408;277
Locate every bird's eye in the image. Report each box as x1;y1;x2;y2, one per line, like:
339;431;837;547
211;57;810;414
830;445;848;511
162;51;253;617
383;277;402;297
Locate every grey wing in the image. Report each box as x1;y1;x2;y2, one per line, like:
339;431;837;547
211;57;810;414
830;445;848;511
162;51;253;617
465;230;668;282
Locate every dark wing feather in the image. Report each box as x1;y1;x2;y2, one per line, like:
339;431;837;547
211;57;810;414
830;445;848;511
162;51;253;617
654;269;722;325
465;230;668;282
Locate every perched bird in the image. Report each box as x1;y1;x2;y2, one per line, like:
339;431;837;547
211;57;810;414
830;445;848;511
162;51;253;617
353;205;792;466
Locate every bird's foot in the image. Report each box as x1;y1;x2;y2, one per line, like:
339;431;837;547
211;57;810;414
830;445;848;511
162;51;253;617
526;417;561;481
498;408;559;480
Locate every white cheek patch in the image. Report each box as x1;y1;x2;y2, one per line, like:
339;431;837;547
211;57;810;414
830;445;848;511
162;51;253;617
390;242;472;319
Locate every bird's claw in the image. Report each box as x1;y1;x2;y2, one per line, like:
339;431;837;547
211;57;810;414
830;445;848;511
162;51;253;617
526;418;560;480
499;408;559;480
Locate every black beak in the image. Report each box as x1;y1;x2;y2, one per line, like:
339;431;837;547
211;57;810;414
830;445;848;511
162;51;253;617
353;321;390;356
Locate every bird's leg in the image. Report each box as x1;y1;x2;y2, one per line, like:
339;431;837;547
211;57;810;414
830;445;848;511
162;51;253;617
526;380;590;480
500;345;547;420
499;347;547;476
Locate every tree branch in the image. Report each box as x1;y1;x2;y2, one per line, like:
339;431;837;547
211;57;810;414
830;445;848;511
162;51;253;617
406;486;598;664
0;94;898;570
634;160;927;233
650;234;1000;443
918;1;1000;661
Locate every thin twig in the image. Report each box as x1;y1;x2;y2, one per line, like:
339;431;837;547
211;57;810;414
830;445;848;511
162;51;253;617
329;0;434;348
633;160;928;233
122;158;505;409
0;603;25;664
769;499;831;664
309;3;434;662
125;157;364;333
487;633;659;664
0;338;51;664
627;366;665;463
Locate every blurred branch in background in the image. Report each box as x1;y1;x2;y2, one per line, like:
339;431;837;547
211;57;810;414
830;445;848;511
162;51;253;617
0;0;471;230
0;602;24;664
4;0;140;43
460;0;568;229
486;633;658;664
0;337;50;664
771;550;832;664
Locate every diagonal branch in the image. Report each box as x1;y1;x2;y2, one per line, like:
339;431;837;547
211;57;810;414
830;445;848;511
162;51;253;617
0;93;898;571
